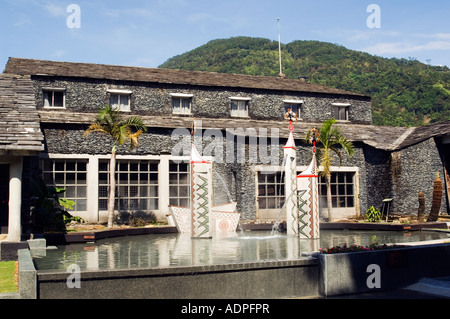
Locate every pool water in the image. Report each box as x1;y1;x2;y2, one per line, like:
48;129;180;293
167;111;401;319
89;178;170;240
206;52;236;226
33;230;450;271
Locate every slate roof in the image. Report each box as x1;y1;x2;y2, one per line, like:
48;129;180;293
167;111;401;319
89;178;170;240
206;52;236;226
4;57;368;98
0;74;44;154
37;110;414;151
4;57;449;153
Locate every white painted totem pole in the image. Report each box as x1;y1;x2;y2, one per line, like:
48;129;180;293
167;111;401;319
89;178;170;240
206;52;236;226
284;109;299;236
297;128;320;239
190;120;213;238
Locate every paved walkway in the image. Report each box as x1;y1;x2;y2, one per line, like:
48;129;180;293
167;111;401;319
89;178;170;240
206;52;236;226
325;277;450;299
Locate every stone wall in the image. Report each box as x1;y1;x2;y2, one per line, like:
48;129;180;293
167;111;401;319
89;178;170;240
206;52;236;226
32;76;372;124
391;138;447;216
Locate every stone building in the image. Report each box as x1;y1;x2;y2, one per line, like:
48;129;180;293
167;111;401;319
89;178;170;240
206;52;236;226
1;57;449;239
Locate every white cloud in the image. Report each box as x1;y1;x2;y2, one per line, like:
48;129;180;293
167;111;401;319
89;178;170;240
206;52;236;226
43;3;66;17
414;33;450;40
361;40;450;55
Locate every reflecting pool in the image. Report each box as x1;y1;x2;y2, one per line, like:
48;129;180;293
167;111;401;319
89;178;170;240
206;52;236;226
33;230;450;272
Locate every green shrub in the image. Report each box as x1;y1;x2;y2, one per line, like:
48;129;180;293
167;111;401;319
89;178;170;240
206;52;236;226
365;205;382;222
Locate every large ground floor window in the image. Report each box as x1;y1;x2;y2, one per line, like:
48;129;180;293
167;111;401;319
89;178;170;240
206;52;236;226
255;166;358;220
98;159;159;212
40;155;194;223
169;161;190;208
318;172;355;209
41;159;88;212
257;171;285;210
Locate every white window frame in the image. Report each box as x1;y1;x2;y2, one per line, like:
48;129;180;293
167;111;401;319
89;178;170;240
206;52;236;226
98;159;159;212
40;158;88;213
170;93;193;115
254;165;359;220
332;103;350;121
168;160;191;208
42;88;66;109
108;89;132;112
283;99;304;120
230;97;251;117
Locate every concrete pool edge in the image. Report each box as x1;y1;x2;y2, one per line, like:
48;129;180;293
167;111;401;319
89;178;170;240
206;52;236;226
14;224;450;299
35;257;320;299
16;235;450;299
36;221;450;244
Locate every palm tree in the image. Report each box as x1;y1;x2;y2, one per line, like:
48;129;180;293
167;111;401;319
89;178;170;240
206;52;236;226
307;119;354;222
84;106;147;228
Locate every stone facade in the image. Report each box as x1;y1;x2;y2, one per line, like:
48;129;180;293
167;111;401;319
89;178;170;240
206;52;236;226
32;76;372;124
2;58;449;228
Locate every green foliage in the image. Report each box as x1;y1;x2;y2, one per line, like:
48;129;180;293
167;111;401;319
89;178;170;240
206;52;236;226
160;36;450;127
31;177;82;232
365;205;382;223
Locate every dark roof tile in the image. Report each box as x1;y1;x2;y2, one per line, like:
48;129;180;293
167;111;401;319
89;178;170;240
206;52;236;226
4;58;368;97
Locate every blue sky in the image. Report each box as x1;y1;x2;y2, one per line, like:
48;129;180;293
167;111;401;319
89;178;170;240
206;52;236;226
1;0;450;70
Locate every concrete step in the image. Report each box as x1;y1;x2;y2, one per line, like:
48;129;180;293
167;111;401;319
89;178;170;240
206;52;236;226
405;277;450;298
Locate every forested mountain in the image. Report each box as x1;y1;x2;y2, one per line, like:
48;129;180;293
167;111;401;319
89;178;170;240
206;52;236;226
159;37;450;127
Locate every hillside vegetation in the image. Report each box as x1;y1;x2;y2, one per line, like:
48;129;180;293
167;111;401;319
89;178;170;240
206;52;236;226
159;37;450;127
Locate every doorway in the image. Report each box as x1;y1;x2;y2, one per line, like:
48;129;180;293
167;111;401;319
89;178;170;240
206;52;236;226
0;164;9;233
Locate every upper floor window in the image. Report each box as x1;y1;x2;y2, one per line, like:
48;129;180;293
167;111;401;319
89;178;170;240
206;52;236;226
171;93;193;115
230;97;250;117
332;103;350;121
283;100;304;120
43;88;65;108
108;89;131;112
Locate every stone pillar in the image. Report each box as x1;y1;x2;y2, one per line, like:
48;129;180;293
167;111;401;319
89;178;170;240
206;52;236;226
297;153;320;239
190;143;212;239
284;131;298;236
8;157;23;242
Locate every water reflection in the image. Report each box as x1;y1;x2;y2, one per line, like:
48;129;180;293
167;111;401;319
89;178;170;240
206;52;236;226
33;230;450;272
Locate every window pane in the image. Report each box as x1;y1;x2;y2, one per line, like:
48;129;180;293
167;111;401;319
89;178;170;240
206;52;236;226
77;186;86;197
55;161;65;171
99;173;108;184
55;173;65;184
53;91;64;107
130;173;139;184
66;162;76;171
110;95;119;109
150;199;158;210
181;98;191;113
119;95;129;109
179;198;189;208
258;198;266;209
140;199;148;210
150;186;158;197
172;98;181;112
77;173;86;182
43;173;54;184
65;186;76;198
99;186;108;197
43;91;51;107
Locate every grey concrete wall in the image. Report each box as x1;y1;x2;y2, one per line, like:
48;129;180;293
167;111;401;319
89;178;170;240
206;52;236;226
316;243;450;297
36;259;319;299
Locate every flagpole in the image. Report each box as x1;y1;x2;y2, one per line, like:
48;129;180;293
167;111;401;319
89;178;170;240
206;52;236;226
277;17;283;77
